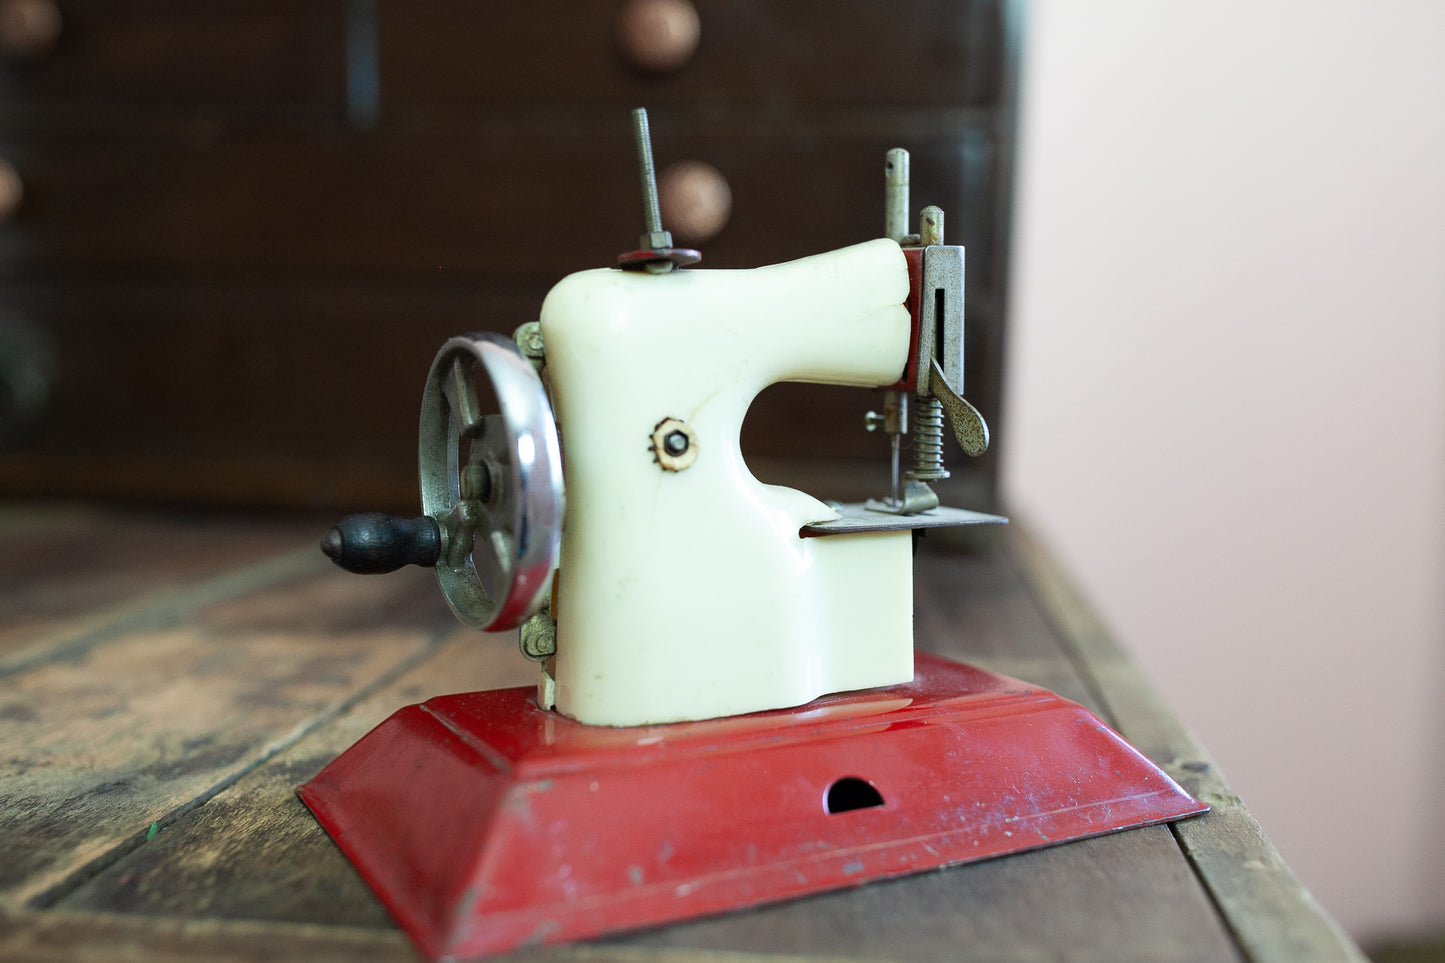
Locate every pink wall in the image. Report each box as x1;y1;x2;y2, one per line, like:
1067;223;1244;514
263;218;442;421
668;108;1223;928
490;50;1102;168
1003;0;1445;941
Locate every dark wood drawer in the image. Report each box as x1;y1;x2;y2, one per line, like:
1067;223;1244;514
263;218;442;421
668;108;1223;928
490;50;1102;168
379;0;1003;113
0;0;346;112
0;278;534;507
0;278;529;452
0;271;998;510
0;2;1015;512
0;122;996;285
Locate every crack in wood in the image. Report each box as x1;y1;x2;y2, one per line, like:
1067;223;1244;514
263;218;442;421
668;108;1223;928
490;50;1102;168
0;548;327;682
24;625;458;910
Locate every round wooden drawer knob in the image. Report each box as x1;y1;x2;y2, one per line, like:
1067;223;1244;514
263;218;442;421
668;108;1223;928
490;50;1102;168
616;0;700;73
0;0;61;61
0;158;22;222
658;160;730;244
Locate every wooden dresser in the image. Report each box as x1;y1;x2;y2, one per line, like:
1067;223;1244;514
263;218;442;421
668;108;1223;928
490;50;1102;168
0;0;1016;513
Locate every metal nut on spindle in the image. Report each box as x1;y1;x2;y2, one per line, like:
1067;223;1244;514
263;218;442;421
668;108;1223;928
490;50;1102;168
615;0;700;73
619;107;701;273
459;463;492;502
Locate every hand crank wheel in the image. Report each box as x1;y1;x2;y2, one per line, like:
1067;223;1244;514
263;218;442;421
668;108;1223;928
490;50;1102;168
419;332;563;631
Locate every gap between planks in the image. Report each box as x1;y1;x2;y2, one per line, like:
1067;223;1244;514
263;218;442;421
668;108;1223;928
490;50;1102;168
22;623;458;911
0;546;328;682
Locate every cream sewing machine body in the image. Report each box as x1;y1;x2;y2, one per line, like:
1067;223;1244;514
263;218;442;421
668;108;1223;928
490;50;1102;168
323;114;1001;727
302;110;1205;960
542;239;916;725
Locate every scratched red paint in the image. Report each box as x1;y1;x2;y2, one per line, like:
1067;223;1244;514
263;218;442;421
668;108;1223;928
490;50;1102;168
299;652;1206;959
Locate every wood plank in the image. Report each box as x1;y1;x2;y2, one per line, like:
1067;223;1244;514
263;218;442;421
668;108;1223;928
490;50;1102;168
1001;524;1367;963
0;907;946;963
913;534;1102;709
0;123;995;282
0;547;460;910
0;450;425;517
613;826;1240;963
0;505;322;666
53;624;535;928
0;908;415;963
55;542;1239;961
378;0;1001;112
0;279;544;464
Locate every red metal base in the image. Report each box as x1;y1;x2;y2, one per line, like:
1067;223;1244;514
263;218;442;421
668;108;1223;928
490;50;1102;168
299;653;1205;959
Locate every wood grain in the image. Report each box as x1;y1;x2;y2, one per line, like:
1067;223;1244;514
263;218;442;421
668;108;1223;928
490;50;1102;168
0;505;321;666
0;538;459;909
0;269;997;512
614;827;1241;963
55;626;535;928
0;509;1360;960
0;1;1016;517
0;123;994;281
51;524;1239;961
0;0;1013;513
378;0;1000;112
0;279;545;462
0;908;416;963
0;0;346;112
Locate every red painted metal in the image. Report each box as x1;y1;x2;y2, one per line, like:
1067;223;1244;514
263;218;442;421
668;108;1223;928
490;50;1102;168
299;653;1206;959
884;245;927;391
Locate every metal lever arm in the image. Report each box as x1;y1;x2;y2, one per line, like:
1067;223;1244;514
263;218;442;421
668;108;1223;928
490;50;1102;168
928;358;989;457
322;512;441;574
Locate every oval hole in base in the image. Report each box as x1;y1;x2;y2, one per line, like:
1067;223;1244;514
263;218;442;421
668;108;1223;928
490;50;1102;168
825;776;884;814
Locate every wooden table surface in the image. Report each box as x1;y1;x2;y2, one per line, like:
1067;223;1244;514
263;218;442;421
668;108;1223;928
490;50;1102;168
0;503;1364;962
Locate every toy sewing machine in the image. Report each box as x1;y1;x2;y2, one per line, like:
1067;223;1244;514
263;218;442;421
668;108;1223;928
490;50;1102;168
300;110;1204;959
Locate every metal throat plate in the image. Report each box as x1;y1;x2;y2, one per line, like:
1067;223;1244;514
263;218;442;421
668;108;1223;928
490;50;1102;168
801;502;1007;537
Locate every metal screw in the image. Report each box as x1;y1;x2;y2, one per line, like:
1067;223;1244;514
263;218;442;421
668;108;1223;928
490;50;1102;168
663;430;689;456
632;108;672;250
460;463;492;501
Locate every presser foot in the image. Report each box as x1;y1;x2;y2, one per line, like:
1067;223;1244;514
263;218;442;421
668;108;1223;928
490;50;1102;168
298;653;1205;960
865;477;941;516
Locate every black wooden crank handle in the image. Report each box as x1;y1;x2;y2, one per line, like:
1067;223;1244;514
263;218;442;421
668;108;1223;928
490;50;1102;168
321;512;442;574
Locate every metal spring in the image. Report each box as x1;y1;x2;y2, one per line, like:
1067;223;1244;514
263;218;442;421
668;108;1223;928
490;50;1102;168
911;397;949;480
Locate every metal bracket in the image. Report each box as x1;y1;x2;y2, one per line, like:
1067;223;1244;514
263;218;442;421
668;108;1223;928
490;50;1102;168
915;243;965;398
